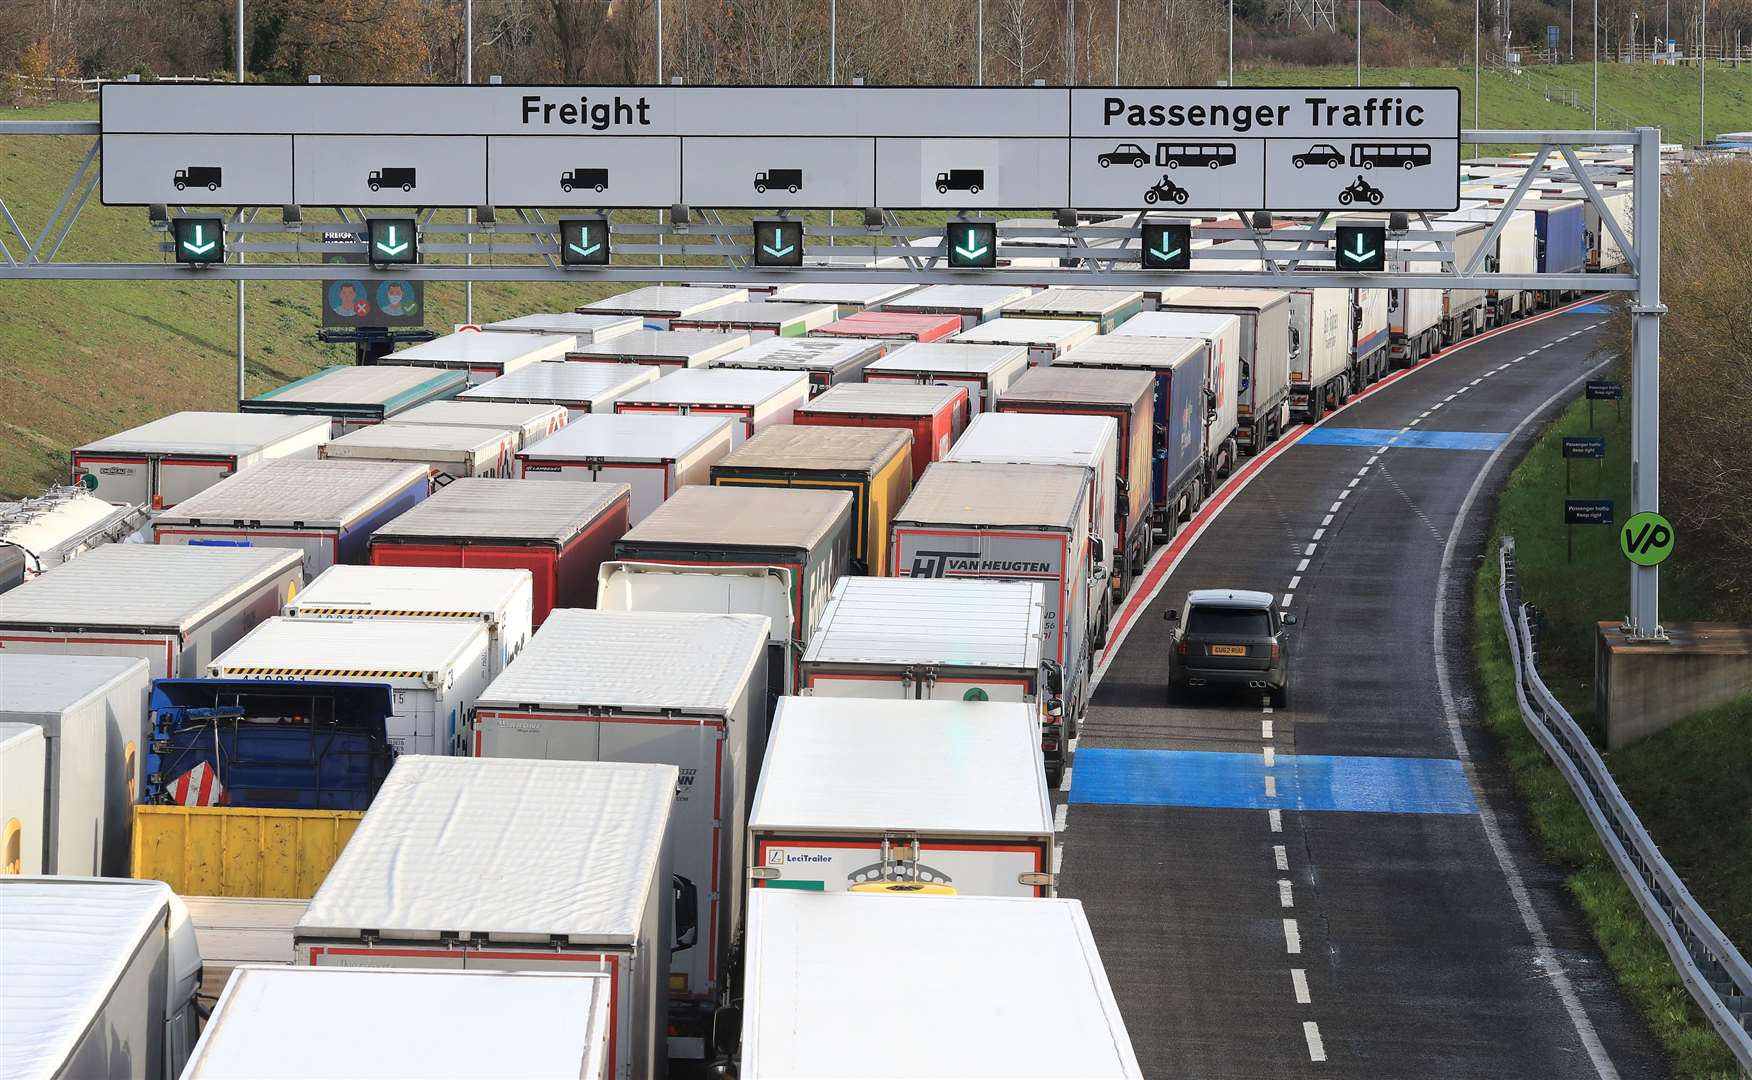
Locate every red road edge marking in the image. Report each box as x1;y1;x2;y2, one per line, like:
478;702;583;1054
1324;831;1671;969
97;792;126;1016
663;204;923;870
1094;294;1605;681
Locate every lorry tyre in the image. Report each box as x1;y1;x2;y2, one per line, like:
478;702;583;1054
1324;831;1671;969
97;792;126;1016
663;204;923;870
1220;438;1238;478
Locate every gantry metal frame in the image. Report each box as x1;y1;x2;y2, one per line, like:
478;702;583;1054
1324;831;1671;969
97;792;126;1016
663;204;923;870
0;121;1665;637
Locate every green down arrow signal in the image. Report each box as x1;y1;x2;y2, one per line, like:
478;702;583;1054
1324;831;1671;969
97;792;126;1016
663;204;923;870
1343;233;1378;263
1149;239;1182;263
182;224;216;256
954;228;990;260
376;225;410;257
568;237;601;258
761;229;795;258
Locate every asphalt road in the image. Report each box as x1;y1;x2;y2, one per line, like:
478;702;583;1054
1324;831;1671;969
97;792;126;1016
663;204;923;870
1057;303;1669;1079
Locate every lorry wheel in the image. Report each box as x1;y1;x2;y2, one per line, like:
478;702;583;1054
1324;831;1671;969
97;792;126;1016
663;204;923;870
1220;438;1238;478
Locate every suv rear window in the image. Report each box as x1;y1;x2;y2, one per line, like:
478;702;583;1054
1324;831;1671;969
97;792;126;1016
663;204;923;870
1186;607;1272;637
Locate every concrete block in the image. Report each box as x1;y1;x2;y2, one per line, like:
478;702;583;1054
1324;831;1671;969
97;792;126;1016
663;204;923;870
1595;622;1752;747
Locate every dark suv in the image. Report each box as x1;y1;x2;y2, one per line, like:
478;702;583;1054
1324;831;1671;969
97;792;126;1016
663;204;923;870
1164;589;1294;706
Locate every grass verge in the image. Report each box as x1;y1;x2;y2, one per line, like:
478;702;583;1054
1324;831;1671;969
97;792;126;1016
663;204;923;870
1472;371;1747;1078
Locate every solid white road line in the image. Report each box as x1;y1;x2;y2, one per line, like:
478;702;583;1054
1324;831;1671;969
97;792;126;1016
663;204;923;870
1283;918;1302;954
1269;808;1283;833
1292;968;1312;1004
1279;879;1294;907
1273;844;1289;871
1304;1021;1327;1062
1054;803;1068;833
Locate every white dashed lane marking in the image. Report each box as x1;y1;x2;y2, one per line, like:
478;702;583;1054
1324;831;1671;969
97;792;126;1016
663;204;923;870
1269;808;1283;832
1304;1021;1327;1062
1283;918;1302;954
1274;845;1289;871
1292;968;1312;1004
1279;879;1294;908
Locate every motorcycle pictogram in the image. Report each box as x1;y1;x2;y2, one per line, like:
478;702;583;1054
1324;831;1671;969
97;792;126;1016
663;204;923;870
1337;175;1384;206
1143;175;1190;206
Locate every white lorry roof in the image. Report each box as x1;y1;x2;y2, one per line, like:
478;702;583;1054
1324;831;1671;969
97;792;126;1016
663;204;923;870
895;462;1084;530
1002;286;1143;315
673;301;836;328
771;282;918;306
804;577;1044;669
1060;335;1206;369
711;336;885;371
370;477;628;544
477;609;769;714
297;756;676;943
392;399;568;434
798;382;967;416
248;365;462;406
1161;287;1291;312
1001;366;1156;407
622;486;852;551
76;411;330;456
387;331;576;367
751;698;1052;836
716;425;910;474
576;285;748;316
882;284;1034;312
0;877;187;1080
186;965;612;1080
567;329;751;362
0;654;150;717
946;412;1116;469
1114;310;1242;339
952;317;1098;348
517;413;734;462
460;362;659;405
742;891;1141;1079
323;422;516;456
480;312;640;339
616;367;808;407
0;545;301;632
289;565;532;620
152;458;428;528
210;616;487;679
866;341;1029;375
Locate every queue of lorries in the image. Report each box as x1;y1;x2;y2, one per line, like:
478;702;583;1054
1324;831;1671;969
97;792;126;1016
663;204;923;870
0;150;1635;1080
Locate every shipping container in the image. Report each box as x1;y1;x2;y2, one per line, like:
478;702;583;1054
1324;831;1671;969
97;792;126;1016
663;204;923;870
671;300;838;339
1053;337;1208;535
613;368;809;447
477;311;642;343
209;616;491;757
749;697;1054;896
1;877;203;1080
0;487;148;580
295;756;679;1079
891;462;1090;783
1158;288;1292;457
0;654;148;877
864;341;1028;414
566;329;753;373
1284;286;1352;421
184;965;615;1080
1388;242;1446;367
576;285;749;330
808;310;961;344
471;611;769;1053
794;383;969;479
321;421;519;483
1115;310;1241;483
241;365;467;434
72;412;331;510
131;804;362;900
515;415;733;525
384;331;576;386
152;458;430;576
879;283;1036;330
392;399;568;448
1001;286;1144;333
460;361;659;419
739;891;1141;1079
952;316;1099;367
0;723;45;875
947;412;1119;641
710;425;912;577
287;564;534;675
0;544;302;680
992;367;1156;594
611;486;853;694
770;281;918;316
368;477;631;623
710;336;886;396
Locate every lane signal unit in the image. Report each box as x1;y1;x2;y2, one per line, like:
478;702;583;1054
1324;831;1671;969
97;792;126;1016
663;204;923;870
1139;222;1191;271
172;217;226;266
752;219;804;268
367;217;419;267
1334;222;1386;273
559;217;611;267
945;220;998;270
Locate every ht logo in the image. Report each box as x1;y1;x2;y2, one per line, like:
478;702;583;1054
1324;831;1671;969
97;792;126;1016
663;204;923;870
908;550;965;578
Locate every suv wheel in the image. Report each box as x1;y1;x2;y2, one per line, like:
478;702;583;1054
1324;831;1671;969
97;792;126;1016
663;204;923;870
1269;684;1289;709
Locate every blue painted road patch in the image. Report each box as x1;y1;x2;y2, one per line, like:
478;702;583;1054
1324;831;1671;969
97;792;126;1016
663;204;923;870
1070;748;1479;815
1300;426;1506;451
1572;302;1612;313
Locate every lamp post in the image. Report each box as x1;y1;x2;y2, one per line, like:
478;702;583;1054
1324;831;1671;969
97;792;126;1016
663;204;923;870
1474;0;1481;126
1592;0;1598;126
464;0;473;326
1229;0;1235;84
1355;0;1362;84
235;0;245;401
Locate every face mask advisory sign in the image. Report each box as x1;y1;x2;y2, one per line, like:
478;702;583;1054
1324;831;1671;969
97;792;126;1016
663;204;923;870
320;231;424;329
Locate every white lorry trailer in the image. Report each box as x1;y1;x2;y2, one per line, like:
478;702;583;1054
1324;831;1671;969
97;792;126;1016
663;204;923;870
1389;243;1447;367
392;399;568;448
566;329;752;372
575;285;749;330
738;890;1142;1079
1;877;203;1080
150;458;430;576
709;336;887;396
613;369;810;447
184;965;616;1080
460;361;660;419
864;341;1029;414
285;564;534;677
1285;286;1352;422
321;422;520;483
890;462;1090;782
1160;288;1293;457
385;330;576;385
1116;309;1242;485
951;316;1098;366
208;616;491;757
71;411;330;510
294;756;678;1080
516;414;736;525
0;654;149;877
478;311;642;343
0;544;302;679
240;365;467;434
0;723;45;875
749;696;1054;896
470;609;770;1054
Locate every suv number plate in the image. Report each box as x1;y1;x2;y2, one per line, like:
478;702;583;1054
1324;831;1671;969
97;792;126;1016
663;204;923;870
1210;644;1247;656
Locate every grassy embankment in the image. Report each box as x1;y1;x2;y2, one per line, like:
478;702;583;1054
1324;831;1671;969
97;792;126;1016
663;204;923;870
1472;350;1750;1079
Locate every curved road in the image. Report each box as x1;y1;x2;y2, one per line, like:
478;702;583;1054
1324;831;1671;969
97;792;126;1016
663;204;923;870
1057;302;1668;1078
